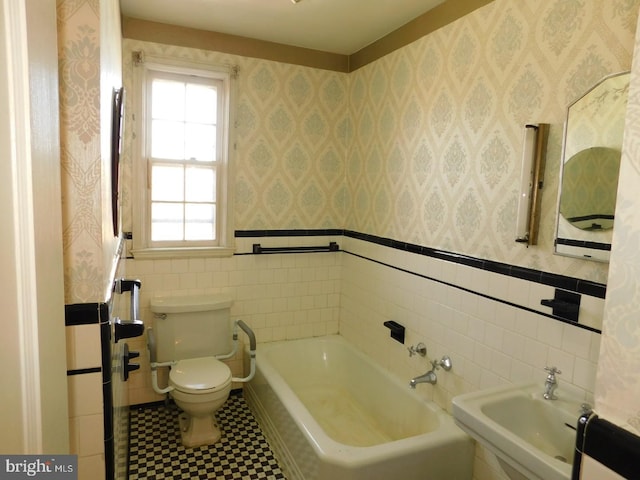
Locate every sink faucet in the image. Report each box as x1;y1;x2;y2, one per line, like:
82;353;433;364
409;355;452;389
543;366;561;400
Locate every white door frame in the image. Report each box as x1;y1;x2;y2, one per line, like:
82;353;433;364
0;0;68;454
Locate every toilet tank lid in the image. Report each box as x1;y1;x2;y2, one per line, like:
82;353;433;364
150;294;233;314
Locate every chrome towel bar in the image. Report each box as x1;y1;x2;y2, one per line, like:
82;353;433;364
252;241;339;254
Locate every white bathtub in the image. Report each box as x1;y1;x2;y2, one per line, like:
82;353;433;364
244;335;473;480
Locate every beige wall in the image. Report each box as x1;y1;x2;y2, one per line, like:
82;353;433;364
596;7;640;436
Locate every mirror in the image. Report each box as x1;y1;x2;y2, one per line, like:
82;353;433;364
111;87;125;237
555;71;630;262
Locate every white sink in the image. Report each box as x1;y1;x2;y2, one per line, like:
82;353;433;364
452;382;583;480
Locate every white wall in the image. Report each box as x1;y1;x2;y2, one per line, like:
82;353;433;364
592;0;640;444
124;235;342;405
0;0;29;453
339;236;600;480
0;0;69;454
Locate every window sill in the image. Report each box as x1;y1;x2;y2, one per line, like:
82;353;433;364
130;246;235;260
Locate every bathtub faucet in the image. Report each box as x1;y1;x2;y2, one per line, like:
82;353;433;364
409;370;437;388
409;355;452;389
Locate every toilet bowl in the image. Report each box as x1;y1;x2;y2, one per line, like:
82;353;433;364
169;356;232;447
148;294;236;448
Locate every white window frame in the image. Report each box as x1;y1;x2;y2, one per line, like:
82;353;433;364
131;54;235;259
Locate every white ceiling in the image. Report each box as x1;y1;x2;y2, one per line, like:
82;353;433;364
119;0;446;55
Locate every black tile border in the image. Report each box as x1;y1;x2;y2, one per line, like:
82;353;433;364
234;229;607;300
573;414;640;480
67;367;102;376
556;237;612;251
103;284;116;480
572;413;589;480
64;303;101;326
235;228;343;237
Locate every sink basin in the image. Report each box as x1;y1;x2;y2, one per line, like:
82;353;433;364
452;382;583;480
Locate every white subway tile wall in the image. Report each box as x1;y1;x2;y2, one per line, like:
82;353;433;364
124;238;342;405
66;372;105;480
339;237;602;480
124;235;601;428
341;237;600;408
120;235;606;480
65;324;101;371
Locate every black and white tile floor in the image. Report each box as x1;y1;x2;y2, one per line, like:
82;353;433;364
128;391;286;479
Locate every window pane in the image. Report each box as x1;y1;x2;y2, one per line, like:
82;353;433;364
186;84;217;124
185;124;216;161
152;165;184;201
185;167;215;202
151;120;185;160
142;67;228;249
151;203;184;241
185;203;215;241
152;80;185;120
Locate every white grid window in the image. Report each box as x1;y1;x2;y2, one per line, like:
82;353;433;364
132;58;234;258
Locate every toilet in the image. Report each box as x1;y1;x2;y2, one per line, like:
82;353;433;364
149;294;234;448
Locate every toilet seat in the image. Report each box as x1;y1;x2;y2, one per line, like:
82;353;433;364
170;356;232;394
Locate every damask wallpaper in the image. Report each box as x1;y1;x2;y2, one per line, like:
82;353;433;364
66;2;640;297
58;0;124;304
233;62;350;229
118;0;640;293
120;42;350;238
57;0;103;303
347;0;639;285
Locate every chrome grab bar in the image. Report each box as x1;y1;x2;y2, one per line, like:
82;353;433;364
113;278;144;342
148;319;258;394
236;320;256;351
114;278;142;321
252;242;339;254
229;320;256;383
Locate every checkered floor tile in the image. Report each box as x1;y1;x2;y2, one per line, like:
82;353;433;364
128;392;287;479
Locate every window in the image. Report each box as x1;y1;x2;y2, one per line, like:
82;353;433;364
131;57;234;258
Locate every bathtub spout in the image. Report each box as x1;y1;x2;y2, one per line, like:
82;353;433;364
409;370;437;389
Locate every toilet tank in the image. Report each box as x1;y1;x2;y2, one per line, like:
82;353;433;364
150;294;233;362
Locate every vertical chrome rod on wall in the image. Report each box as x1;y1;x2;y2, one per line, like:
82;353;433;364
515;123;549;246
